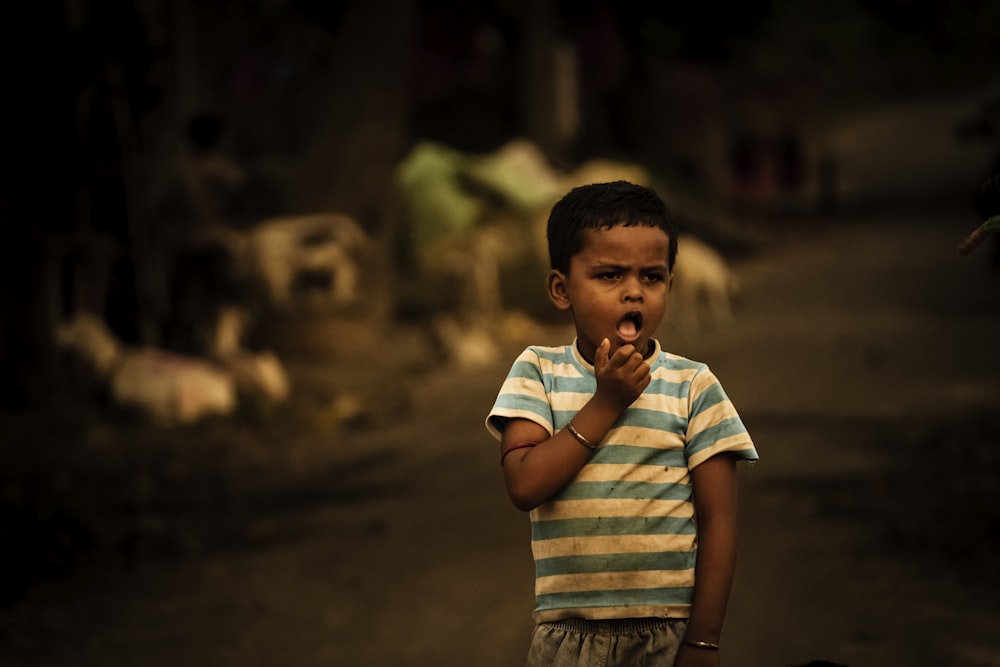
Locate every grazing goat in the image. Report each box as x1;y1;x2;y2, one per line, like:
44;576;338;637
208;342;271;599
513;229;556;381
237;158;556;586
55;313;243;426
56;309;290;424
670;235;741;332
231;213;368;311
209;305;290;404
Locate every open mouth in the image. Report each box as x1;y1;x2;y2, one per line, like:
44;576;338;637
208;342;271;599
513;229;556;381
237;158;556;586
616;311;643;342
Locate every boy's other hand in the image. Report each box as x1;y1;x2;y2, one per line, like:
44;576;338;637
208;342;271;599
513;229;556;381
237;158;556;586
593;338;651;411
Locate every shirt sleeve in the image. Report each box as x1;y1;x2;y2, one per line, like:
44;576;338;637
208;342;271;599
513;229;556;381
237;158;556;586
685;365;758;468
485;347;556;441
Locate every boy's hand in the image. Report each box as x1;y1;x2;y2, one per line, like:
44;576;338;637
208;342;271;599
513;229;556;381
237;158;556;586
593;338;651;411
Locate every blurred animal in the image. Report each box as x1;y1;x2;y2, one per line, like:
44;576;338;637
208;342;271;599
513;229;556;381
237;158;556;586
223;213;368;311
209;305;290;403
54;307;290;420
55;312;236;426
670;235;740;331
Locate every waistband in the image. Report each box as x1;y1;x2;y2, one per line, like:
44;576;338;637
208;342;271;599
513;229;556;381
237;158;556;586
540;617;684;636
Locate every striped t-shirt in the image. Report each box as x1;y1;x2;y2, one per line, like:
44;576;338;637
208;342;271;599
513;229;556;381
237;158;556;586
486;339;758;623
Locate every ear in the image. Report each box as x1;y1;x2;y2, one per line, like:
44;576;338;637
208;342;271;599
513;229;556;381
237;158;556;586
547;269;572;311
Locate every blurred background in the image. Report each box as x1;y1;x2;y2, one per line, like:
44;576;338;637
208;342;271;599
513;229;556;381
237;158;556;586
1;1;1000;666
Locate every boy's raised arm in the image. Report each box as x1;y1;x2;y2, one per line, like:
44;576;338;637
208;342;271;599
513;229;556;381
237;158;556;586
500;417;593;511
500;338;651;511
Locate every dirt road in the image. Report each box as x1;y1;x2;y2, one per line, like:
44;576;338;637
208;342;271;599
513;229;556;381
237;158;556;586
1;204;998;667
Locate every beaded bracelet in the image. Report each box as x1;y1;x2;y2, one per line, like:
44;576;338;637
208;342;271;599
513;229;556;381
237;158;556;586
566;421;596;450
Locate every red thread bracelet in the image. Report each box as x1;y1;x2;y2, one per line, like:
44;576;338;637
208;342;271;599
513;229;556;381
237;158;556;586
500;441;538;466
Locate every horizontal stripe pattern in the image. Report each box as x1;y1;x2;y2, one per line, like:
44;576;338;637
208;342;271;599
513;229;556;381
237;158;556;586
531;515;695;541
553;480;691;502
576;463;691;485
537;567;694;596
486;339;758;621
534;497;693;521
535;587;695;619
536;550;694;578
531;533;697;559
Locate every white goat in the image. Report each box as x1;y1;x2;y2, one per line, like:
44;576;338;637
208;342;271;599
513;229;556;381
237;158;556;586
55;313;236;426
209;305;290;403
229;213;368;311
670;235;741;331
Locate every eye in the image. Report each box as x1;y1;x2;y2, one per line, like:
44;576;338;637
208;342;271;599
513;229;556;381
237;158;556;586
643;272;665;283
597;271;621;281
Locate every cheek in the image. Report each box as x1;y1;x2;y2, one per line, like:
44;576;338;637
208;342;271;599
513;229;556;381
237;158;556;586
650;289;670;314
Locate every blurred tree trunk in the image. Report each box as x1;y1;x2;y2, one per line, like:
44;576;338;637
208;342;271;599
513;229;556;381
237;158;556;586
519;0;578;165
298;0;419;324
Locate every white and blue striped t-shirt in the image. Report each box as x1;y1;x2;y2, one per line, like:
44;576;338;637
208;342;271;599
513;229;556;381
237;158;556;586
486;339;758;623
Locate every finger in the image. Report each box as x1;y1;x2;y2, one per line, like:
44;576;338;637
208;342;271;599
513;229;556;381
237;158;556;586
594;338;611;370
618;348;646;372
628;363;652;386
610;343;637;365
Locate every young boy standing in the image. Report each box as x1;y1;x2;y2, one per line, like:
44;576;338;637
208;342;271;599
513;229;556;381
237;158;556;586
486;181;758;666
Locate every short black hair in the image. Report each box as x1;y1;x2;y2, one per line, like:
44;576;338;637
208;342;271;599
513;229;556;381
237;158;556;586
546;180;679;274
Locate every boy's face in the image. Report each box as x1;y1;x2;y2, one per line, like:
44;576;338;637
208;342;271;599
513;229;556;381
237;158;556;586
548;224;672;365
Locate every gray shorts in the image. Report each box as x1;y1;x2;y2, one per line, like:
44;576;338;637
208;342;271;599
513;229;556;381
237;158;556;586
525;617;688;667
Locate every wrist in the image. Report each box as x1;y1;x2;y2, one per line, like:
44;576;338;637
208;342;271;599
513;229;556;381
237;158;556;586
682;639;721;651
587;393;627;421
565;420;596;450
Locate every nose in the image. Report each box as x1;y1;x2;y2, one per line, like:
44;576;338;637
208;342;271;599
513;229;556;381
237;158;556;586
622;276;643;302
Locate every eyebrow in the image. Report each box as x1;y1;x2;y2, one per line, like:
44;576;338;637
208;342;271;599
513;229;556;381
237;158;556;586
591;261;669;272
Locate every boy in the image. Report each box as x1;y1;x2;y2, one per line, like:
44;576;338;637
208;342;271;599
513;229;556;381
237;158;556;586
486;181;758;666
